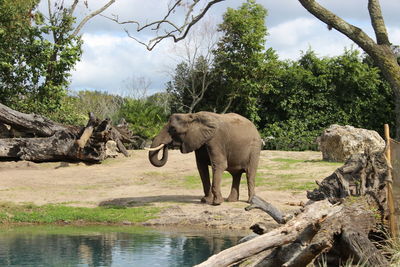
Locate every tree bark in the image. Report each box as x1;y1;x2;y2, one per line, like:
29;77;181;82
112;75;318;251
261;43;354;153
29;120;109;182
0;103;74;137
0;104;131;162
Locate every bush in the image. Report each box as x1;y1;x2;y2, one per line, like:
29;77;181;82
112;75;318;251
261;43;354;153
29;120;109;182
118;99;168;140
262;120;320;151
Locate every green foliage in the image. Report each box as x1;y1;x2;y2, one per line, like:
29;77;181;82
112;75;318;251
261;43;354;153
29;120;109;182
74;90;124;121
261;49;394;150
0;0;82;116
118;98;169;139
167;55;213;113
262;118;322;152
46;93;88;126
212;0;269;122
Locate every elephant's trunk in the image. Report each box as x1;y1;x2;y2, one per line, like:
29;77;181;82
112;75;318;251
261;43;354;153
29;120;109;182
148;145;169;167
148;124;172;167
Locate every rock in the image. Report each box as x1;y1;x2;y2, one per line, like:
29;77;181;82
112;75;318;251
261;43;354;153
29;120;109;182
317;124;385;162
105;140;118;158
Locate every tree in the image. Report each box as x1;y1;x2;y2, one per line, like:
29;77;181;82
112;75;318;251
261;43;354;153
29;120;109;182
212;0;269;122
118;98;168;140
167;55;214;113
298;0;400;137
0;0;115;116
166;18;218;113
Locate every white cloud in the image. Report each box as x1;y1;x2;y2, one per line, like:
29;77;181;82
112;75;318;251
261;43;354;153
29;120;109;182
70;33;175;95
268;18;359;60
388;27;400;44
269;18;317;47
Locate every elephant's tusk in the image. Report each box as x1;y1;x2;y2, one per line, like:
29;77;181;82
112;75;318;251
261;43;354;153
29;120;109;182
145;144;165;151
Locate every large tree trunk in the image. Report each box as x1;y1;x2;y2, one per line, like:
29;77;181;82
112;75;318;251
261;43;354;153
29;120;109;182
0;104;132;162
298;0;400;138
0;102;76;137
197;152;392;266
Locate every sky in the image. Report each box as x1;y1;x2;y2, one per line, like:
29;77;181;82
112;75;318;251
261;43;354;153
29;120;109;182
50;0;400;96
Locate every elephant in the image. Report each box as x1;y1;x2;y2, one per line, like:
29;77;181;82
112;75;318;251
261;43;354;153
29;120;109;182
148;111;262;205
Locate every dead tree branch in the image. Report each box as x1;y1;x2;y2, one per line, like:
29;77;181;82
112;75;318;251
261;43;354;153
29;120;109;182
0;104;132;162
106;0;225;50
71;0;116;36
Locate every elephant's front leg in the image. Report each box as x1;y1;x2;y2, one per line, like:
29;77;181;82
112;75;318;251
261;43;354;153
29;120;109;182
211;165;225;205
195;148;213;204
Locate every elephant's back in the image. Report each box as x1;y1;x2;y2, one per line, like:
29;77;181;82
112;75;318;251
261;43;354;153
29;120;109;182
221;113;261;152
222;113;260;137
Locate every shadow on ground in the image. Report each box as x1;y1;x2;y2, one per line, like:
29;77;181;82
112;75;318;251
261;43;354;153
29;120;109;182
98;195;203;207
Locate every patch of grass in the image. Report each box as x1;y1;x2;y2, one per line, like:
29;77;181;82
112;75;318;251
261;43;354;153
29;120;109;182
184;175;202;189
0;225;161;237
271;158;305;164
265;158;343;171
184;172;233;189
0;202;160;224
77;185;105;190
256;173;317;191
269;158;305;170
277;181;316;191
383;234;400;266
305;159;344;166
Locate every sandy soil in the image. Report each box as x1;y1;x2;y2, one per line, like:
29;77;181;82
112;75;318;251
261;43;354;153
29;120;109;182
0;150;340;230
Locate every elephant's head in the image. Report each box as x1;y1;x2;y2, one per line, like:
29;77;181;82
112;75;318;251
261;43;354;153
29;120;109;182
148;112;217;167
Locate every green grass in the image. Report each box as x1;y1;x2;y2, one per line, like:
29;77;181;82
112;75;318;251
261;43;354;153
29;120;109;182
271;158;305;164
0;225;160;237
256;173;317;191
183;172;233;189
184;175;202;189
268;158;343;171
0;202;160;224
269;158;305;170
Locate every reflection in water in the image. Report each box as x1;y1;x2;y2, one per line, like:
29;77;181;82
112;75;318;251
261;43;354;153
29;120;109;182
0;226;245;266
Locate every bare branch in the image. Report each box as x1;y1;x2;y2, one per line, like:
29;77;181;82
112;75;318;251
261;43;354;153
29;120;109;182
298;0;377;54
72;0;116;36
69;0;80;16
172;0;224;45
368;0;390;45
108;0;225;50
155;0;184;31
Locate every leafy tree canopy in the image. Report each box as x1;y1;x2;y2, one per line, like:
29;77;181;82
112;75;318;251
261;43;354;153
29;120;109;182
0;0;82;116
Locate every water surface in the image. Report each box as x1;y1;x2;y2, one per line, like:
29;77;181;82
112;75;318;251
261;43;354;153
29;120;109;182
0;226;246;266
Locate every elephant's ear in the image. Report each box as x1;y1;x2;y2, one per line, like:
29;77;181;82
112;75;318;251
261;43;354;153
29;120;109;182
181;113;217;153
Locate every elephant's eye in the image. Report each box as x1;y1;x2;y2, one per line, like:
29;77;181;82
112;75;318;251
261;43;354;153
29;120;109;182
169;126;177;134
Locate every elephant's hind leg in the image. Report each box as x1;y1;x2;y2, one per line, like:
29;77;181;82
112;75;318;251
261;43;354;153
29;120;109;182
245;168;256;203
226;171;242;202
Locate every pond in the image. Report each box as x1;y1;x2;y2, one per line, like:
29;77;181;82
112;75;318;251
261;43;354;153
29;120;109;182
0;226;247;266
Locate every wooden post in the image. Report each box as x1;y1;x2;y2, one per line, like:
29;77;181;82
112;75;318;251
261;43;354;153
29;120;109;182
384;124;398;238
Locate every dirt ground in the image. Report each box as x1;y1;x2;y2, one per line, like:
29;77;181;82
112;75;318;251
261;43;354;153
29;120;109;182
0;150;341;230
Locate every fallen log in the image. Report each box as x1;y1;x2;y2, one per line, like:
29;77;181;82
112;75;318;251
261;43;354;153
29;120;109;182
0;102;75;137
0;104;132;162
197;152;391;267
196;200;341;267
